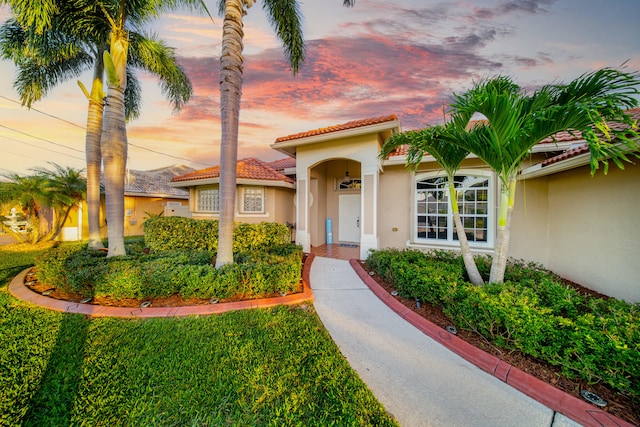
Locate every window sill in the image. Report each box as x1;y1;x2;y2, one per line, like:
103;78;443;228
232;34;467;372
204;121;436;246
406;240;494;254
236;211;270;218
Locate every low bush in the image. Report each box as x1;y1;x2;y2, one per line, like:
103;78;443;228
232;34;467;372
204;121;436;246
35;243;303;302
366;248;640;402
143;217;290;253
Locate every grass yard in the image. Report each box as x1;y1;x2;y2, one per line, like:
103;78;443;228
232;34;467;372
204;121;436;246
0;244;397;426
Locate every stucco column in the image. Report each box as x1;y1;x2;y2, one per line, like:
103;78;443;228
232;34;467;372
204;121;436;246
360;162;379;259
295;171;311;253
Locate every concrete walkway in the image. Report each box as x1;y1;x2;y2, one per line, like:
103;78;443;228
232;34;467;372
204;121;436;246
310;256;584;427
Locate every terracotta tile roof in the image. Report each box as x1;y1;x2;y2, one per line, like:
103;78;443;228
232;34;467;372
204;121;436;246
538;107;640;144
540;107;640;166
387;108;640;161
274;115;399;143
266;157;296;171
172;158;294;184
540;144;590;167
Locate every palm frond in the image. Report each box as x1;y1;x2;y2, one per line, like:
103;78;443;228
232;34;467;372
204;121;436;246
128;31;193;112
261;0;306;74
124;70;142;120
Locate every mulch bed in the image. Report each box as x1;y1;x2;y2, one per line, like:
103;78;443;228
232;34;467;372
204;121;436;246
360;263;639;426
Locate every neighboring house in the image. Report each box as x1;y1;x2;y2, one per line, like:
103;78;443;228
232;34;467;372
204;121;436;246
173;111;639;302
59;165;194;241
170;157;296;225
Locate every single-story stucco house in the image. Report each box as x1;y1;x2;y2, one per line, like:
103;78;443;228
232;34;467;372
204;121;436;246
58;165;194;241
171;110;640;302
170;157;296;227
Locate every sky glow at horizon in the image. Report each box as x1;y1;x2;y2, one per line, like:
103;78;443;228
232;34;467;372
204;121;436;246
0;0;639;175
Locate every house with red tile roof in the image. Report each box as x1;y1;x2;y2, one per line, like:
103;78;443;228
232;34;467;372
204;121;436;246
172;110;639;302
170;157;296;226
57;165;194;241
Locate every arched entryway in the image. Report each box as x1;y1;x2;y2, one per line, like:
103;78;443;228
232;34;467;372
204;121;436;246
305;158;362;259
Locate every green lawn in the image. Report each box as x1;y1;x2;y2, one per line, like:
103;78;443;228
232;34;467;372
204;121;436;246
0;244;397;426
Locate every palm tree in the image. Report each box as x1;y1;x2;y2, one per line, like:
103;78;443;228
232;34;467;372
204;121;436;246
214;0;356;268
1;0;205;256
32;163;87;240
94;0;208;257
381;124;484;285
0;164;86;243
447;68;639;283
0;1;110;249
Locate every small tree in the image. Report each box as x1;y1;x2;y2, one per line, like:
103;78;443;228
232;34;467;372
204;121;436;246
386;66;639;284
0;164;86;243
381;124;484;285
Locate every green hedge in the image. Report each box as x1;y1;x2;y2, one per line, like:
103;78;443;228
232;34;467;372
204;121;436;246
366;248;640;402
35;242;303;302
143;217;290;253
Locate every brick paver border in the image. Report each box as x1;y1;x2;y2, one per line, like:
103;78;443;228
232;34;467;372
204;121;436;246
8;254;315;318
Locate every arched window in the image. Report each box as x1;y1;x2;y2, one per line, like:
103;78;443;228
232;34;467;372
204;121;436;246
415;171;494;247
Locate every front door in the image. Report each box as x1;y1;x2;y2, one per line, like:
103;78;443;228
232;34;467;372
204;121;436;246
339;194;360;243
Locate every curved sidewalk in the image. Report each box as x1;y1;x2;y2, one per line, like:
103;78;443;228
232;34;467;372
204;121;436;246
310;257;632;427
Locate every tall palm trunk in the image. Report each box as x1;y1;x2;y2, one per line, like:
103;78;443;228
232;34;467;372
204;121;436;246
85;54;106;249
102;33;129;258
215;0;247;268
449;181;484;285
489;180;516;283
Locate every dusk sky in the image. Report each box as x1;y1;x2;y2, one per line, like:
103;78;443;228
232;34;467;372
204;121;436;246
1;0;639;175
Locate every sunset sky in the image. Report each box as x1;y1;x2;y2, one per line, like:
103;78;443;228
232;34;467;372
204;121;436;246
1;0;639;175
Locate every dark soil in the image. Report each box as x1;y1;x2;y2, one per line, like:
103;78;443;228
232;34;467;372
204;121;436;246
360;263;639;426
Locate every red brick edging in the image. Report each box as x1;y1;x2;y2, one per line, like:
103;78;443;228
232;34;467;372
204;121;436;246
8;254;315;318
349;258;635;427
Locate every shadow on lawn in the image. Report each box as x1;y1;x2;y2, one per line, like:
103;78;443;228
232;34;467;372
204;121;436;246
23;313;91;425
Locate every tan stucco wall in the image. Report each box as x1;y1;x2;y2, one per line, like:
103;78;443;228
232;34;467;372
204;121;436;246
543;163;639;302
378;164;412;249
189;184;295;226
380;157;639;302
509;178;551;265
76;196;188;240
267;187;295;225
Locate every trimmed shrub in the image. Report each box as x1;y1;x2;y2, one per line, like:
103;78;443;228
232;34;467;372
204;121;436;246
366;248;640;401
35;243;303;302
144;216;219;252
143;217;290;254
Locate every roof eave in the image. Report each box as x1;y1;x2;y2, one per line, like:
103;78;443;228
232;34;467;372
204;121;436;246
170;177;295;189
531;141;577;153
519;141;638;180
125;191;189;199
271;119;401;156
518;152;591;180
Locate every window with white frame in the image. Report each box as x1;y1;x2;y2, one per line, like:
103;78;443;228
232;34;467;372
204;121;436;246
242;187;264;213
197;188;219;212
415;172;492;245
